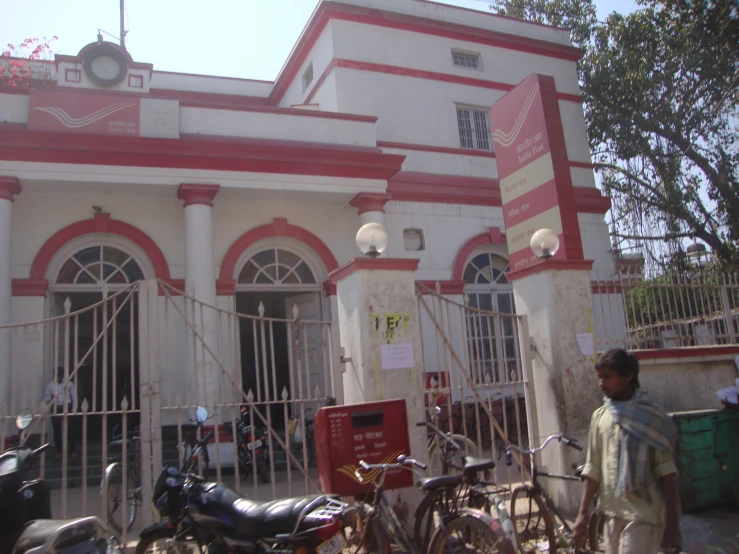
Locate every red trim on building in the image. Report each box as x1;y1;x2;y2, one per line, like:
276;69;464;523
271;3;583;103
416;280;466;295
332;59;582;103
215;279;237;296
179;97;378;123
505;259;594;282
591;280;623;294
11;279;49;296
572;187;611;214
219;218;339;285
349;193;393;215
304;59;338;105
150;88;271;108
177;184;220;208
0;129;406;181
451;229;507;281
378;140;496;159
323;280;336;297
569;160;596;169
636;346;739;361
0;176;21;202
388;172;503;206
20;213;171;297
329;257;420;285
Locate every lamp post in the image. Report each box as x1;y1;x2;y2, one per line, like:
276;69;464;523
356;222;388;258
530;228;560;260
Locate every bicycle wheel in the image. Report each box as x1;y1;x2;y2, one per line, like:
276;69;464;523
341;503;389;554
428;434;478;475
509;486;557;554
428;510;508;553
414;488;491;549
103;462;137;534
587;511;605;552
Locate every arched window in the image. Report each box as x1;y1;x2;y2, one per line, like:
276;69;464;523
54;245;144;287
463;252;518;384
237;248;317;286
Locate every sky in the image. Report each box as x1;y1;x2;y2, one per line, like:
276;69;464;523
1;0;640;81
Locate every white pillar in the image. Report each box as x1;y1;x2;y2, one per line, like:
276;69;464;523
0;177;20;420
178;184;220;406
349;193;391;254
510;262;601;513
330;257;425;528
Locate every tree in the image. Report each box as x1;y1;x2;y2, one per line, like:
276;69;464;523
1;36;57;88
583;2;739;268
488;0;739;268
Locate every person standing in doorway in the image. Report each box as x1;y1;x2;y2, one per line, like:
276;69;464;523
573;349;682;554
44;367;79;460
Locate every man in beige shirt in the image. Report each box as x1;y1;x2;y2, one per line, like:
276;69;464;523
573;349;681;554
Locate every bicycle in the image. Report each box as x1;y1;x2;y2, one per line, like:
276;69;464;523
288;407;316;468
344;454;513;554
505;435;602;554
425;405;479;475
102;425;142;534
415;419;515;552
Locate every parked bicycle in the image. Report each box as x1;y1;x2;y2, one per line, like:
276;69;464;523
102;425;142;534
345;454;514;554
415;419;514;552
288;407;316;468
505;435;602;554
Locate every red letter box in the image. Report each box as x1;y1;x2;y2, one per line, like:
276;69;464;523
314;399;413;496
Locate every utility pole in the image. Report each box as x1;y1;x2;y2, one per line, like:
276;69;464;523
120;0;126;49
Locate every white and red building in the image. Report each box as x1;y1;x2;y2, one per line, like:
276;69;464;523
0;0;617;417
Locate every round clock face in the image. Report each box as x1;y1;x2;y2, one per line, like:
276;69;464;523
90;55;122;81
83;45;128;87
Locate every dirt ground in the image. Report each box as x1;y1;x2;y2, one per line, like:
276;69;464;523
681;505;739;554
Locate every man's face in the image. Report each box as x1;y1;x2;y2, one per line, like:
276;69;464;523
596;366;633;400
56;374;63;384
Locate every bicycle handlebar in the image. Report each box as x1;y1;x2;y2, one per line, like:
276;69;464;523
505;434;583;460
354;456;427;483
417;420;463;452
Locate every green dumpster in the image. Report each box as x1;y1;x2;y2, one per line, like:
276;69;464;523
670;409;739;512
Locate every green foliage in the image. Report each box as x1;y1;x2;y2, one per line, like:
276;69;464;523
489;0;739;267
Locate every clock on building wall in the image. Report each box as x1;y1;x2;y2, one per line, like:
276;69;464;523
83;43;128;87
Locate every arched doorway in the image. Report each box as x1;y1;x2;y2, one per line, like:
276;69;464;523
233;242;327;428
463;251;518;384
48;240;152;438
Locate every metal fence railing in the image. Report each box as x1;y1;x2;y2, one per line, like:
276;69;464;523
592;271;739;351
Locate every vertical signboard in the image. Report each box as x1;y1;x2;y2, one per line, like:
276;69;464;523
489;73;584;273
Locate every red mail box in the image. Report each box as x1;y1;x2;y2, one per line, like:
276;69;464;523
314;399;412;495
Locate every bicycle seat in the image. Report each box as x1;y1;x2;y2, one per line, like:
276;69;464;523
463;457;495;474
416;474;463;492
574;465;585;477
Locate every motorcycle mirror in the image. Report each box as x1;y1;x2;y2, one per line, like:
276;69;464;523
15;408;33;430
195;406;208;424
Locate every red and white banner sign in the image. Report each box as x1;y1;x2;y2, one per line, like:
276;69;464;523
29;89;141;136
489;73;584;273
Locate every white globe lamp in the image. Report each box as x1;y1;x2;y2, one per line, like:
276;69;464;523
356;222;388;258
530;228;560;260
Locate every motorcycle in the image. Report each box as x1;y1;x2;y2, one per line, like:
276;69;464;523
136;406;349;554
233;405;270;484
0;408;122;554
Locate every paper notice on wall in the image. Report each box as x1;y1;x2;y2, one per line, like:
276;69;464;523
380;343;414;370
576;333;594;356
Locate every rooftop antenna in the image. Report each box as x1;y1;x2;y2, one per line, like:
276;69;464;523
119;0;126;49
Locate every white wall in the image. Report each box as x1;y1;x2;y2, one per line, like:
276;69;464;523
307;70;339;112
179;105;377;147
0;93;30;124
150;72;273;98
330;19;580;96
279;22;336;108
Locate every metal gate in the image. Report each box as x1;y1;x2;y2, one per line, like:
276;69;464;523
416;282;537;485
138;279;339;516
0;283;142;544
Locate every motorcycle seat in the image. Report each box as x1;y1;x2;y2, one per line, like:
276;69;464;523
13;519;88;552
231;494;335;537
